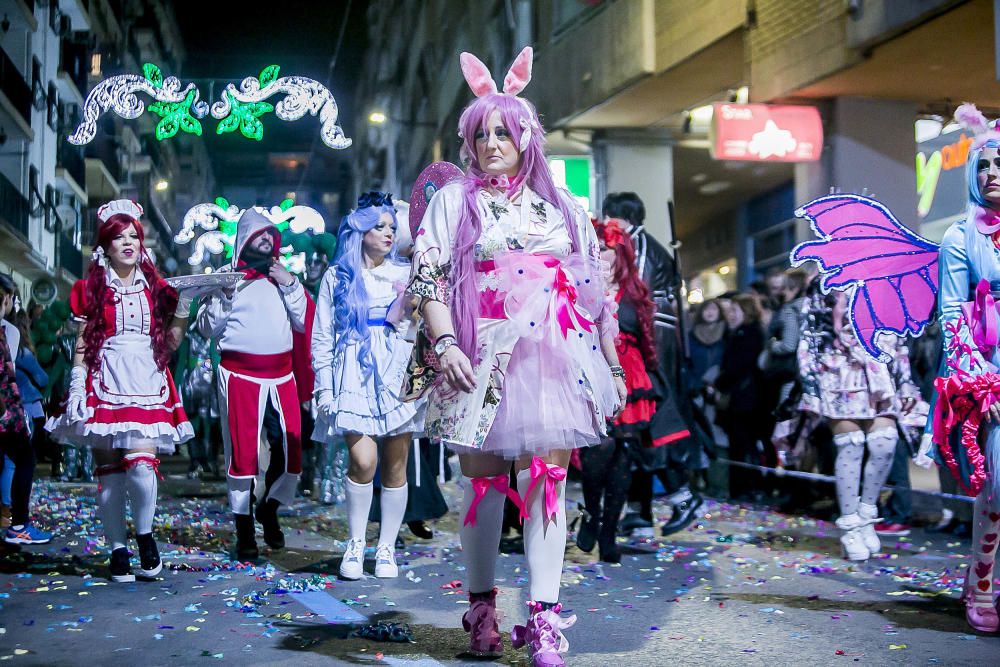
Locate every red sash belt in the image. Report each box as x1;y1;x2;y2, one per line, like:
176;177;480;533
221;350;293;378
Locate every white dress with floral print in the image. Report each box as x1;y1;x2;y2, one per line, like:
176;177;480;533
404;182;619;458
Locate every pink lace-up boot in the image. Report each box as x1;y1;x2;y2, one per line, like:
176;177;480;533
463;588;503;656
511;600;577;666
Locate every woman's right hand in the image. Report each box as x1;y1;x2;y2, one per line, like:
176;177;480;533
440;346;476;393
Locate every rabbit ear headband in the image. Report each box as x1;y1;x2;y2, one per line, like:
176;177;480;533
955;103;1000;150
460;46;539;152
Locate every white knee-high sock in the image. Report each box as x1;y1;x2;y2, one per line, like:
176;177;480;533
98;471;127;551
124;454;158;535
377;484;408;547
345;477;373;542
970;489;1000;598
459;476;506;594
517;465;567;604
861;428;897;506
833;431;865;516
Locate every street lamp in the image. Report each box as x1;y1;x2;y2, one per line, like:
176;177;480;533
368;111;387;125
155;179;169;192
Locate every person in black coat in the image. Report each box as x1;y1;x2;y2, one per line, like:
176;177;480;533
715;295;766;501
603;193;712;536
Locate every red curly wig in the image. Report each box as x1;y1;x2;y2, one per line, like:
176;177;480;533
596;219;657;364
82;213;178;371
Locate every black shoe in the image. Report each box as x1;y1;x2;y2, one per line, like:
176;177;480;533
575;513;599;553
407;520;433;539
254;499;285;550
661;495;705;537
136;533;162;577
109;547;135;583
597;528;621;564
234;514;259;561
395;535;405;549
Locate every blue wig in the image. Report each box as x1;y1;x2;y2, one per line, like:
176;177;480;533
966;139;1000;208
332;193;403;385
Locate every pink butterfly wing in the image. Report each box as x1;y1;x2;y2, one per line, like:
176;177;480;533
791;194;939;360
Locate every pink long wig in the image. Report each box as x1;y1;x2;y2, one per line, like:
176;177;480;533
451;93;585;360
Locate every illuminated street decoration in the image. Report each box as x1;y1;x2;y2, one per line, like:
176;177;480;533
210;65;351;148
69;63;352;149
68;63;206;145
176;198;329;270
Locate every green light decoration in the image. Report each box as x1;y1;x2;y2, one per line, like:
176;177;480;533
216;90;274;141
70;63;352;149
148;89;203;140
177;198;331;272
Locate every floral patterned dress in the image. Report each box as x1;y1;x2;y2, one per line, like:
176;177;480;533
403;182;619;458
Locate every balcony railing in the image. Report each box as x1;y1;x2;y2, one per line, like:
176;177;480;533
58;234;83;279
0;172;29;240
59;38;89;99
0;47;31;125
57;144;86;190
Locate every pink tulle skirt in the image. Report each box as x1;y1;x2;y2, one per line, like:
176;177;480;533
478;335;607;459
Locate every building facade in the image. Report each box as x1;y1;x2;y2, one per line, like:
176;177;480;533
0;0;215;304
355;0;997;300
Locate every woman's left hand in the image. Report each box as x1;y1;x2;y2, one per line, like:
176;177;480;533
900;397;916;414
612;376;627;420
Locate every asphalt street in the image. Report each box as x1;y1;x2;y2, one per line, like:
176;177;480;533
0;463;996;666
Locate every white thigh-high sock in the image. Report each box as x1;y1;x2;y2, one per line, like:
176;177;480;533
861;428;897;506
345;477;373;542
517;463;567;604
970;489;1000;598
459;476;506;594
833;431;866;516
97;468;127;551
377;484;408;547
124;453;158;535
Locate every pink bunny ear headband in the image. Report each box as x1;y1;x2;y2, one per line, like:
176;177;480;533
955;103;1000;150
459;46;539;152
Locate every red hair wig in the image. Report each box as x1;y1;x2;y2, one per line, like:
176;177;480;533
82;213;177;371
596;219;657;364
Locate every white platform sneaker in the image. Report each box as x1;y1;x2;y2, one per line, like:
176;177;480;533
374;543;398;578
339;538;365;580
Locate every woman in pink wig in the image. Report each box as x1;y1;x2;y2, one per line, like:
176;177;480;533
404;48;625;665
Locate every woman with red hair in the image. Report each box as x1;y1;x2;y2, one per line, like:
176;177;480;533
576;219;660;562
47;200;193;583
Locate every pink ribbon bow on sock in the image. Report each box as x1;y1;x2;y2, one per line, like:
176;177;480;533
521;457;566;523
464;474;525;527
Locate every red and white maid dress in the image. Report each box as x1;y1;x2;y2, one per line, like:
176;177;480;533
46;273;193;451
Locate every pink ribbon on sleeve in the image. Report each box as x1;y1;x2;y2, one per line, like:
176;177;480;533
464;474;525;527
520;457;567;523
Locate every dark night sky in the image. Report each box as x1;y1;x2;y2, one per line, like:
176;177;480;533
173;1;369;193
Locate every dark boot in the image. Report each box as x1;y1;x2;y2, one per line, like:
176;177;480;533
575;510;599;553
254;499;285;550
234;514;259;561
407;520;433;540
136;532;162;577
597;520;621;563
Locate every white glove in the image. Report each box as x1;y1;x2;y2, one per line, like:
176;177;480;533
914;432;936;470
314;388;335;417
66;366;88;423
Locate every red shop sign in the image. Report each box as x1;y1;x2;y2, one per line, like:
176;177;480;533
710;103;823;162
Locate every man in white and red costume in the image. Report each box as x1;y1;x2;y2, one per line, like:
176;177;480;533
198;208;313;560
